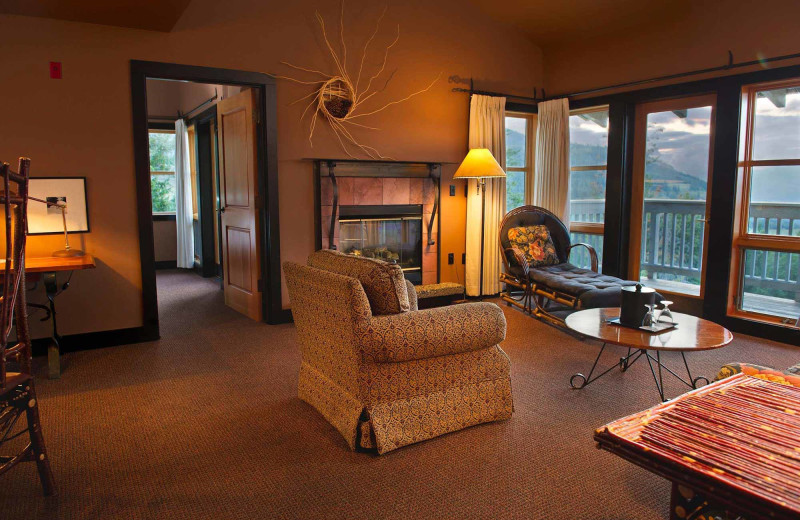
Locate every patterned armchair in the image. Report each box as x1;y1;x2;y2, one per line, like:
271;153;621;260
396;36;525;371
715;361;800;387
284;250;513;454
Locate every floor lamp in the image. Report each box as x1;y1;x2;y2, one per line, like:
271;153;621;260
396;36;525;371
453;148;506;298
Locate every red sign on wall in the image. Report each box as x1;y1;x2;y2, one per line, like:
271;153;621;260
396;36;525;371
49;62;62;79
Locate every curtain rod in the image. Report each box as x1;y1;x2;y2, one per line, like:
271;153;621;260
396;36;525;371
451;50;800;103
178;89;218;120
450;87;541;102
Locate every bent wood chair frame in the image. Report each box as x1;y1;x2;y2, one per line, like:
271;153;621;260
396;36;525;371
499;206;599;326
0;159;56;496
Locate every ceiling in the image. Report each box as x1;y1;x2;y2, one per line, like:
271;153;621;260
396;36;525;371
0;0;192;32
467;0;689;47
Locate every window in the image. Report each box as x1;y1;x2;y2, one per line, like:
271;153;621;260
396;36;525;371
731;80;800;325
569;107;609;270
505;113;534;212
149;129;176;214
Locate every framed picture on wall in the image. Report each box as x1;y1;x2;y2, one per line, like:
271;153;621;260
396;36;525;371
28;177;90;235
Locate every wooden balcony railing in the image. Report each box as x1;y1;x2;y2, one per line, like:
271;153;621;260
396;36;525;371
569;199;800;304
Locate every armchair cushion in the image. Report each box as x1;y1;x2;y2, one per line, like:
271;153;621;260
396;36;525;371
357;302;507;363
405;279;418;312
308;249;410;315
508;225;560;267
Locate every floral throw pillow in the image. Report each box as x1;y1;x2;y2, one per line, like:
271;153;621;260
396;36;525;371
507;225;560;267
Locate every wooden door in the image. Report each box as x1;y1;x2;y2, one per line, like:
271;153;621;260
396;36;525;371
629;94;716;303
217;89;262;321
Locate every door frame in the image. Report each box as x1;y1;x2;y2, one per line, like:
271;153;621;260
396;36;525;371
130;60;287;341
628;94;717;304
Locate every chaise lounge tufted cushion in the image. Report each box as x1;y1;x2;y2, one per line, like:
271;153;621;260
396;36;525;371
529;262;640;309
308;249;410;315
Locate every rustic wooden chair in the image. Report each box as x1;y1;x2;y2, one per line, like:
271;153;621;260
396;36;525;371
499;205;642;325
0;158;56;496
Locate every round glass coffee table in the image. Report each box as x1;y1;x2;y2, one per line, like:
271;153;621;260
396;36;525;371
565;307;733;401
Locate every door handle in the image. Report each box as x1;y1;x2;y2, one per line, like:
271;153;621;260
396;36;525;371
220;206;226;213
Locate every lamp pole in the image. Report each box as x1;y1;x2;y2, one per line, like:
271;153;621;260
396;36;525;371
478;178;486;300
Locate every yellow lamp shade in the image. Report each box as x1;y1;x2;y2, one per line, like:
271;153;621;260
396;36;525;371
453;148;506;180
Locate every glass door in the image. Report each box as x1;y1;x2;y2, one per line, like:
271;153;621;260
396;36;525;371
629;95;716;297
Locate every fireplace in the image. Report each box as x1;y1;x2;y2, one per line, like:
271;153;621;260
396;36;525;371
313;159;442;285
339;205;423;284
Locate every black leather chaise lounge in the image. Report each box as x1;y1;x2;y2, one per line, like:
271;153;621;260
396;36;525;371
499;205;641;325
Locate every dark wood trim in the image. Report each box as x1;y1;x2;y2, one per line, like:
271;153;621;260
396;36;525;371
601;101;632;278
31;326;157;357
192;114;217;277
130;60;287;339
339;204;423;218
130;62;159;340
153;213;176;222
258;79;284;324
155;260;177;270
703;83;742;325
313;161;323;251
274;308;293;323
505;101;536;114
147;122;175;131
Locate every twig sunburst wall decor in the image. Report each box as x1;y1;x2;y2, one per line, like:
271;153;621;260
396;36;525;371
275;2;442;159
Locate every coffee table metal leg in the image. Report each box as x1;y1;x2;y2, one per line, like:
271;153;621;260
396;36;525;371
681;352;710;389
571;343;634;390
620;349;643;372
645;351;667;402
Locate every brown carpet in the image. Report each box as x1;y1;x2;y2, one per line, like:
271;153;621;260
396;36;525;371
0;270;797;519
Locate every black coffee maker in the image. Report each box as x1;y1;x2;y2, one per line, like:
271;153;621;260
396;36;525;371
619;283;657;328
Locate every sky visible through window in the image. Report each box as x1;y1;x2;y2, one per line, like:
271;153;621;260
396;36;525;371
505;116;528;211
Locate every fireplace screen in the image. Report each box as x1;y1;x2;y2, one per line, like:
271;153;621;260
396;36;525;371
339;216;422;283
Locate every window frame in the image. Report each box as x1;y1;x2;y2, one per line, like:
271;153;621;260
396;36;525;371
504;111;536;211
568;106;609;235
148;128;177;216
729;78;800;326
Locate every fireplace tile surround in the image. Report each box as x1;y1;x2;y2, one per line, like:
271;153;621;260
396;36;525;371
314;160;441;286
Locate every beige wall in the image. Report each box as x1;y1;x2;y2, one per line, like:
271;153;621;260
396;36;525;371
146;78;223;118
153;220;177;263
0;0;542;336
544;0;800;96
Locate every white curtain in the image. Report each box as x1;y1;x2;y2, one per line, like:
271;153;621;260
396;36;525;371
174;118;195;269
533;98;571;228
465;95;506;297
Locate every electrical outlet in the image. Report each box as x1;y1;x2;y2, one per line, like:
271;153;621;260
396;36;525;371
461;253;466;264
449;184;456;196
447;253;454;264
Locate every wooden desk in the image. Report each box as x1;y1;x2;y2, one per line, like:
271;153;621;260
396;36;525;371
1;255;96;378
9;255;96;273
